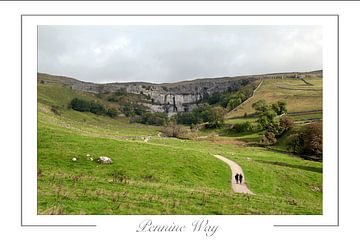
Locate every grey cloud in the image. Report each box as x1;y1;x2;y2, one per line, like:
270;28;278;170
38;25;322;83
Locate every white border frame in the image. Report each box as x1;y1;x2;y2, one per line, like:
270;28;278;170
21;14;339;234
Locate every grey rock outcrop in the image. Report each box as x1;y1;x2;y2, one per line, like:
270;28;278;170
38;70;322;115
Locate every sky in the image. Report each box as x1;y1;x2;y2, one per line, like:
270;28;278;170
38;25;322;83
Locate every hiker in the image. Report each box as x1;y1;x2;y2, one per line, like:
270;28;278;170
239;173;243;184
235;173;239;184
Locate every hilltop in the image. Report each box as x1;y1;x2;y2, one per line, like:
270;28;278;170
38;70;322;115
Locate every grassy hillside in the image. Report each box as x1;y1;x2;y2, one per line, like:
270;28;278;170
226;76;322;118
37;82;322;214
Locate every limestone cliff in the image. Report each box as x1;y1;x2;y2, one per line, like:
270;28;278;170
38;70;322;114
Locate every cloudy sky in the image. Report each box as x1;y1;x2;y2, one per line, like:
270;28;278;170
38;25;322;83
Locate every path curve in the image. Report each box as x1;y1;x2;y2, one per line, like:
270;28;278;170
213;155;254;195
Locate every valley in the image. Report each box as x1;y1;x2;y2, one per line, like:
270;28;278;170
37;71;323;215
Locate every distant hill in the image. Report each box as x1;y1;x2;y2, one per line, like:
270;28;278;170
38;70;322;115
226;72;322;118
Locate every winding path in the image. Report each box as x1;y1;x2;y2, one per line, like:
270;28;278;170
213;155;254;195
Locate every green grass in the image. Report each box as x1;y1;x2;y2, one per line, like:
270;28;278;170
225;117;257;125
37;83;322;215
226;77;322;118
289;112;323;122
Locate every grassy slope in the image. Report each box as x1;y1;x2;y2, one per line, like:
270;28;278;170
37;83;322;214
226;77;323;118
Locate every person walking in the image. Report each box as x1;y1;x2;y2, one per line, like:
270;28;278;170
239;173;243;184
235;173;239;184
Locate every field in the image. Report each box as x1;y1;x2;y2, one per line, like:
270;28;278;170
226;77;322;118
37;83;322;215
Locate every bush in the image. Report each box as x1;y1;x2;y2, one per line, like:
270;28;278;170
261;131;277;145
107;96;118;102
106;108;118;118
252;100;288;129
70;97;117;118
162;124;190;139
302;122;322;156
287;133;303;153
257;110;276;129
115;88;127;96
139;112;168;126
70;98;90;112
279;116;294;132
231;121;253;133
271;101;287;115
285;121;322;158
206;106;226;128
176;112;200;125
122;104;135;117
89;102;106;115
70;98;106;115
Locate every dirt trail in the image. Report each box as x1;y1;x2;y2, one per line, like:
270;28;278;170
213;155;253;195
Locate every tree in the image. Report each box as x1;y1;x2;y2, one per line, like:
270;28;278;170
70;98;90;112
279;116;294;132
302;122;322;156
227;98;241;110
89;101;106;115
232;121;253;133
206;106;226;128
140;112;168;126
122;104;135;117
271;101;287;115
287;133;303;153
261;131;277;145
257;109;276;129
252;100;268;113
176;112;199;125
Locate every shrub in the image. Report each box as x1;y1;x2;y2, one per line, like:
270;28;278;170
176;112;200;125
287;133;303;153
162;123;195;139
302;121;322;156
70;98;90;112
140;112;168;126
232;121;253;133
115;88;127;96
261;131;277;145
271;101;287;115
257;110;276;129
70;97;118;118
175;104;225;129
106;108;118;118
285;121;322;158
279;116;294;132
206;106;226;128
122;104;135;117
107;96;118;102
89;102;106;115
252;100;268;113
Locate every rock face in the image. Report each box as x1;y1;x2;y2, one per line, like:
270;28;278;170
97;156;113;164
38;70;322;114
39;73;253;114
